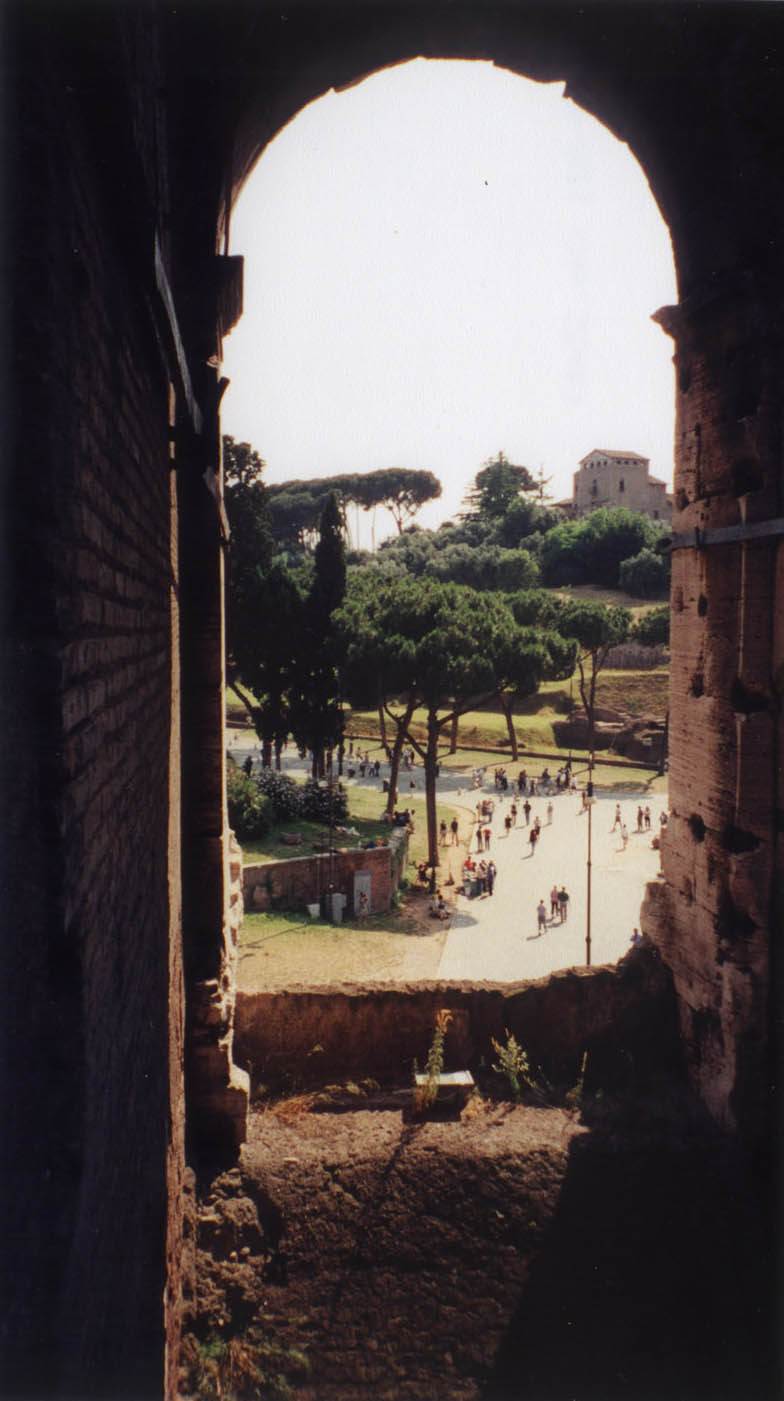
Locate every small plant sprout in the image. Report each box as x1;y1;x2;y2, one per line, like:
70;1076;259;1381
491;1029;531;1099
413;1008;453;1114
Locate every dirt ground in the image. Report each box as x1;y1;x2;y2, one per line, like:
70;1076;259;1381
238;885;451;989
181;1085;775;1401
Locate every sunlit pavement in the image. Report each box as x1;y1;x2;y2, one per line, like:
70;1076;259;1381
227;729;666;981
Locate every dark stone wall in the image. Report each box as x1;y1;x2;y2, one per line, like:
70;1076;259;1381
2;9;184;1397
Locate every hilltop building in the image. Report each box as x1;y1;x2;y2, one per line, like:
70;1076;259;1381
557;449;672;522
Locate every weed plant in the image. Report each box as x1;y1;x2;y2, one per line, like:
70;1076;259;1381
413;1008;453;1114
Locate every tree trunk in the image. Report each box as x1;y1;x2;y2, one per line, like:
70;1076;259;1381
377;695;388;754
449;713;459;754
501;696;519;760
386;697;416;816
261;736;272;767
424;709;440;890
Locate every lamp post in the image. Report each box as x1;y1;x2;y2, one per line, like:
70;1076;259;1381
585;748;595;966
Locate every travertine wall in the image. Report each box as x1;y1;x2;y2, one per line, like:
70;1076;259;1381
643;279;782;1138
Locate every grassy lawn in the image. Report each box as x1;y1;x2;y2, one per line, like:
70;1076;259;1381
345;668;669;761
553;583;668;616
239;777;473;870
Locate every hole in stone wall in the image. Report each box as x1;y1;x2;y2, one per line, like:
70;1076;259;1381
716;892;756;950
697;594;708;617
678;362;692;394
688;814;706;842
730;678;769;715
731;458;763;497
676;490;689;511
723;825;760;855
690;673;704;697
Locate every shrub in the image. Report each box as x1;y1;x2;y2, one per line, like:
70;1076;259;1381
618;547;670;598
300;779;348;823
227;767;272;841
255;768;303;822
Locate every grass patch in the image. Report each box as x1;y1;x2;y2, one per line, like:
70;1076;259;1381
239;778;470;871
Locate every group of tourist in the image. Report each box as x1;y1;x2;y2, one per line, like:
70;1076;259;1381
461;854;498;898
536;883;570;934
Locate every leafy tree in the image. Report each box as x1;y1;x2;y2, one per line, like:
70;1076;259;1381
226;764;272;841
557;601;631;754
230;562;303;767
462;451;538;519
630;603;670;649
541;508;662;588
505;588;564;630
618;546;670;598
224;436;304;767
337;576;564;879
354;467;442;533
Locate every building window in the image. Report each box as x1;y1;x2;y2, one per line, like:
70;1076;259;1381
619;478;624;491
591;480;598;495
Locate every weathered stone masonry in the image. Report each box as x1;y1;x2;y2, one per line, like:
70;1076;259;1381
2;4;782;1397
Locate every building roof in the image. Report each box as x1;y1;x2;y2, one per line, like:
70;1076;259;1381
578;449;649;465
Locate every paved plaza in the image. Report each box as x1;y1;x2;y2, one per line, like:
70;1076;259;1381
228;729;666;981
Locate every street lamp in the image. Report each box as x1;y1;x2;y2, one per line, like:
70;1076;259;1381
585;749;596;966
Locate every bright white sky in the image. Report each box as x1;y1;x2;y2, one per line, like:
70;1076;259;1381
222;58;677;547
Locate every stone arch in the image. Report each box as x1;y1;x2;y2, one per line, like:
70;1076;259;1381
199;5;780;1143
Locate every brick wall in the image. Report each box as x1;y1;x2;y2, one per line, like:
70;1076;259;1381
2;15;184;1396
243;838;404;916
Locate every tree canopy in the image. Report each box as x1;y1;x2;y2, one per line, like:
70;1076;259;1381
266;467;442;548
462;451;538;519
540;507;665;588
336;574;574;872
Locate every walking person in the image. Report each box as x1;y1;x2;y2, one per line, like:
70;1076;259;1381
550;884;559;920
637;806;644;832
528;827;538;857
523;799;531;826
487;860;496;896
484;826;491;851
546;801;554;826
611;802;622;831
450;817;459;845
621;822;629;849
439;819;447;845
537;898;547;935
644;805;651;830
504;813;512;837
558;885;569;922
477;826;484;852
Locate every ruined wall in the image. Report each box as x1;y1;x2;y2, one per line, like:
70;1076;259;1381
643;278;782;1139
234;949;681;1092
243;840;400;916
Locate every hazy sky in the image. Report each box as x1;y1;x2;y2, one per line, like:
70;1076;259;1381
222;58;677;545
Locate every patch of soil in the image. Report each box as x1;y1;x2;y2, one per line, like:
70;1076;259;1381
180;1086;774;1401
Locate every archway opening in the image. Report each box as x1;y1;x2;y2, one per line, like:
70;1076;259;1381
220;57;677;1007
